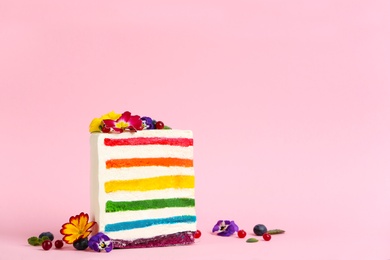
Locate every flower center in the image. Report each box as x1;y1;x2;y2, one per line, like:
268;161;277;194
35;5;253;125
115;121;129;129
220;225;228;231
99;242;106;249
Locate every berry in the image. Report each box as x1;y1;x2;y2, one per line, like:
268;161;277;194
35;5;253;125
73;238;89;250
237;230;247;238
155;121;164;129
194;230;201;238
194;230;202;238
263;233;272;241
39;232;54;241
41;240;52;250
54;240;64;249
253;224;267;236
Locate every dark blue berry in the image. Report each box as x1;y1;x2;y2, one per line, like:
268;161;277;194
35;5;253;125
73;238;89;250
253;224;267;236
39;232;54;241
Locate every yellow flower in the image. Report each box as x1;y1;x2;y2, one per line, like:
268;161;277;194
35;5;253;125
60;212;96;244
89;111;121;132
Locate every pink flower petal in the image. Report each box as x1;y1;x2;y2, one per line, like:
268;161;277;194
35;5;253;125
111;127;124;133
128;125;138;132
103;119;116;128
118;111;131;123
129;115;143;130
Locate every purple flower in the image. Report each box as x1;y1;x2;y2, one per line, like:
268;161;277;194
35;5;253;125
212;220;239;236
88;232;113;252
141;116;155;130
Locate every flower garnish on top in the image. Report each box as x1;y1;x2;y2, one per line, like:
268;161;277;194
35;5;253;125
89;111;121;133
102;111;143;133
140;116;155;130
89;111;171;133
212;220;239;237
88;232;113;253
60;212;96;244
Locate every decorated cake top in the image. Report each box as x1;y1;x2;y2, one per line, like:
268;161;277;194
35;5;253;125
89;111;171;133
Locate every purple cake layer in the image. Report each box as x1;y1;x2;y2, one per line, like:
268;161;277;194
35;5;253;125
112;231;195;249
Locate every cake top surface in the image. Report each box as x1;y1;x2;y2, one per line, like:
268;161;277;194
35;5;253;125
89;111;171;133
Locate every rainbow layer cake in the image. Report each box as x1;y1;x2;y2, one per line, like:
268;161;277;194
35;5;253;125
89;111;196;249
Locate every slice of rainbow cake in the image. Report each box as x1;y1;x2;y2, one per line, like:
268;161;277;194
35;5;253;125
90;112;196;249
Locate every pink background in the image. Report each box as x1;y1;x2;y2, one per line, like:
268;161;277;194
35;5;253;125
1;0;389;259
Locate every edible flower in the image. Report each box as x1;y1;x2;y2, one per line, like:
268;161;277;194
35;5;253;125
212;220;239;237
88;232;113;253
89;111;121;133
141;116;155;129
60;212;96;244
102;111;143;133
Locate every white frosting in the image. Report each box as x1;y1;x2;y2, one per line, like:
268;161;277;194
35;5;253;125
99;145;193;160
90;130;196;241
106;188;195;202
103;207;196;223
100;167;194;182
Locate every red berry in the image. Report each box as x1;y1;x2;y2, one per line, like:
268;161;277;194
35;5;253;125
54;240;63;249
155;121;164;129
42;240;52;250
194;230;201;239
263;233;271;241
237;230;247;238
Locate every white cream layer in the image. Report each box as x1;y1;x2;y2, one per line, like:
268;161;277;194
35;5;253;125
103;207;196;224
101;166;194;182
105;188;195;202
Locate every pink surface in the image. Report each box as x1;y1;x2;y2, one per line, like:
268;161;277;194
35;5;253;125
1;0;390;259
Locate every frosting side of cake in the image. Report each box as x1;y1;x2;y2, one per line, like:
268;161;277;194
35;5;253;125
90;130;196;246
